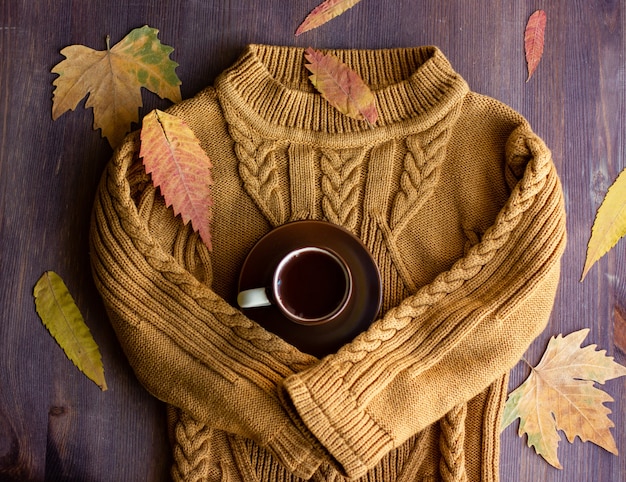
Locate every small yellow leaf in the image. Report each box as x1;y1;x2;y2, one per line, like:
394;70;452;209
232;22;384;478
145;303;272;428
502;329;626;468
140;109;214;250
51;25;182;148
33;271;107;391
581;167;626;281
304;47;378;125
296;0;364;36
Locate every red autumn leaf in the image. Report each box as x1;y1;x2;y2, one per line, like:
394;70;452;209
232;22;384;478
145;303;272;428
304;47;378;125
296;0;364;36
525;10;547;82
140;109;214;250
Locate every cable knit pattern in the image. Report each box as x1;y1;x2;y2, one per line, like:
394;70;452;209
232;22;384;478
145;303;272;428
90;45;566;481
232;123;287;227
320;147;366;233
390;134;438;230
328;141;553;388
172;410;213;482
439;404;468;482
393;113;452;226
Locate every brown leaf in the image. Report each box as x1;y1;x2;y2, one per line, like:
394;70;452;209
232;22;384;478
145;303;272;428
140;109;213;250
614;306;626;356
296;0;364;36
304;47;378;125
52;26;181;148
502;329;626;468
524;10;547;82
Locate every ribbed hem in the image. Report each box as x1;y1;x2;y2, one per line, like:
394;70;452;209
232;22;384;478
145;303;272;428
215;45;469;142
284;365;394;479
482;374;508;482
265;421;324;479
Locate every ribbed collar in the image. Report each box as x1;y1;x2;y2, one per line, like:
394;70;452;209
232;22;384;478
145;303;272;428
215;45;469;144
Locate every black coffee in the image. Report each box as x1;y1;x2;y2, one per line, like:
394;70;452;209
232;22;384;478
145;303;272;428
276;249;348;322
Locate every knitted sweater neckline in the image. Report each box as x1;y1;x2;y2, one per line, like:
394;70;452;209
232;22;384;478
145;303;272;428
214;45;470;145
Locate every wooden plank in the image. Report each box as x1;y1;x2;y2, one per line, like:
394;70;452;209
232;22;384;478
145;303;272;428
0;0;623;480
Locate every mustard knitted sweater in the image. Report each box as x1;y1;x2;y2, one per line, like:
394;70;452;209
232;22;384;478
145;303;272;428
90;45;566;481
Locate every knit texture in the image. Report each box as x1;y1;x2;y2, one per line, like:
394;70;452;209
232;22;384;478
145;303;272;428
90;45;566;481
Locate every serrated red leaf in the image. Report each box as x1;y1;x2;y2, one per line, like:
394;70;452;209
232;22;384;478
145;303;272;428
295;0;363;36
304;47;378;125
140;109;213;250
525;10;547;82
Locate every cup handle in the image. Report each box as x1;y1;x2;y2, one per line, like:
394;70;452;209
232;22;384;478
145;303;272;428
237;288;272;309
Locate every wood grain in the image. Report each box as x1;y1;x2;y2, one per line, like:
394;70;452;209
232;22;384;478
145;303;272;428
1;0;624;480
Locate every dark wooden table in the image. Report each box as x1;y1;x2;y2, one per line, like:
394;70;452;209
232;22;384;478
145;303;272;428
1;1;624;481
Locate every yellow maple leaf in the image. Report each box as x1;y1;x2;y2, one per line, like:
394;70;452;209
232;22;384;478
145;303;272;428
51;25;181;148
501;329;626;468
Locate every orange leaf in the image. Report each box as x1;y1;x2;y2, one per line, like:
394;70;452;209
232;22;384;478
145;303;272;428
140;109;213;250
296;0;364;36
304;47;378;125
524;10;547;82
502;329;626;468
52;26;181;148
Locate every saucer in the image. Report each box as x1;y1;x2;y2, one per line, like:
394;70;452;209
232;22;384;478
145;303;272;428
237;220;382;358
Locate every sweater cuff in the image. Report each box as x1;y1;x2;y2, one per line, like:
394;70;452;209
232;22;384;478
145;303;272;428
283;363;394;479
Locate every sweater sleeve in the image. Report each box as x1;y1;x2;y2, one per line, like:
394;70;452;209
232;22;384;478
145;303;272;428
282;130;567;479
90;132;326;479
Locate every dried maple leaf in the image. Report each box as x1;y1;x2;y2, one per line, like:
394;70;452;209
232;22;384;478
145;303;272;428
296;0;364;36
52;25;182;148
524;10;547;82
502;329;626;469
140;109;213;250
304;47;378;125
581;167;626;281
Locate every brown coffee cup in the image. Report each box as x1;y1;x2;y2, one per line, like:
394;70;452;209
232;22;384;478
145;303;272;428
237;247;353;325
236;220;381;357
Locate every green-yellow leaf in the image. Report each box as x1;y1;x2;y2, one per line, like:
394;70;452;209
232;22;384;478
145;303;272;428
581;167;626;281
304;47;378;125
295;0;364;36
51;25;182;148
140;109;214;250
502;329;626;468
33;271;107;391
